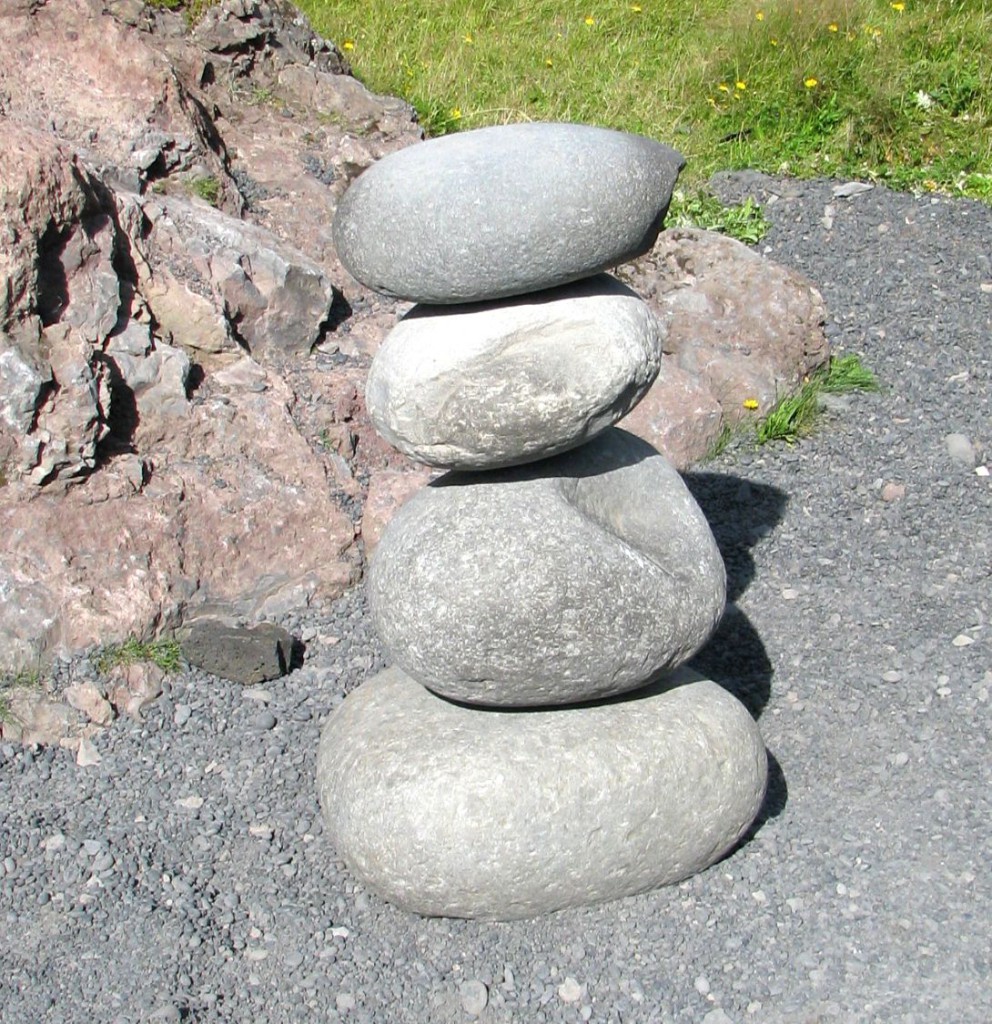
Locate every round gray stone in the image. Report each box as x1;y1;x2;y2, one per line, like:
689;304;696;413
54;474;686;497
366;274;662;469
332;122;685;304
316;665;767;920
368;428;726;706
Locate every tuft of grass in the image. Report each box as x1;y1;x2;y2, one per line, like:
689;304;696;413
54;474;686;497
146;0;215;24
818;353;881;394
667;189;771;244
703;423;734;462
756;381;822;445
299;0;992;203
188;175;221;207
95;637;183;676
0;666;42;725
756;353;879;445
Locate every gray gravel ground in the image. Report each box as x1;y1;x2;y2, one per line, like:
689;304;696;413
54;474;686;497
2;176;990;1024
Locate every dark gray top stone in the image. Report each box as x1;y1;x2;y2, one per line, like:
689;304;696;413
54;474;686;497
332;122;685;303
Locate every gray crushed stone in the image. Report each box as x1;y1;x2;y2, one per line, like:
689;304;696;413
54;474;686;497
1;176;990;1024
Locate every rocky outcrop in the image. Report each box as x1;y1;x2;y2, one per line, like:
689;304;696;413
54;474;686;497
0;0;828;674
0;0;420;670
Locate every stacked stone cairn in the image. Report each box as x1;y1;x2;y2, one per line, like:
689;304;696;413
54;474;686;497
318;123;768;920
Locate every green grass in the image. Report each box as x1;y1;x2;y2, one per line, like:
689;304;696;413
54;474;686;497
298;0;991;202
146;0;214;23
703;423;734;462
188;175;221;207
668;189;772;243
0;667;42;725
756;353;880;444
95;637;184;676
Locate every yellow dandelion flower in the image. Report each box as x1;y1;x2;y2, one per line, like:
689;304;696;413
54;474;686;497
545;58;553;67
450;107;462;120
463;32;474;44
756;11;765;20
922;179;938;191
804;77;818;88
631;4;643;11
718;83;731;93
770;37;779;46
584;15;595;25
828;22;839;32
736;80;747;91
743;398;760;410
342;39;355;51
890;1;905;10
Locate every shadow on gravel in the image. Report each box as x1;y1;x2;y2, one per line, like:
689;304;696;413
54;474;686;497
683;471;789;603
684;471;791;834
718;750;789;866
683;471;788;721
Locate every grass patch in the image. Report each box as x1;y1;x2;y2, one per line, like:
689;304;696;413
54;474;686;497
703;423;735;462
817;352;882;394
188;175;221;207
300;0;992;202
146;0;215;24
755;381;823;445
0;667;42;724
756;353;879;444
667;189;772;244
95;637;184;676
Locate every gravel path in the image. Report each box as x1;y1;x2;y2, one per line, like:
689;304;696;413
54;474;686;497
2;176;990;1024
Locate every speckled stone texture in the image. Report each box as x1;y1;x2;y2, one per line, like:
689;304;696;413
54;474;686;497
368;428;726;707
365;274;662;469
316;665;768;920
332;122;684;303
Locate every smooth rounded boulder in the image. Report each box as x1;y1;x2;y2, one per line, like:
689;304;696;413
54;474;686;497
368;428;726;707
332;122;685;304
366;274;663;469
317;665;768;920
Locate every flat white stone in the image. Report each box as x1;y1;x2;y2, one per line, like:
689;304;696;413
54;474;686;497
316;666;767;920
366;275;662;469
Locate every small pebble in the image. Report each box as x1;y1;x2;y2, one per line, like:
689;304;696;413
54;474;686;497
173;704;192;727
945;432;976;467
702;1010;735;1024
76;737;101;767
250;710;277;731
148;1005;182;1022
557;977;583;1003
459;979;489;1016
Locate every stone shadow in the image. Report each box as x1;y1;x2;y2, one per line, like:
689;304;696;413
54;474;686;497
683;471;788;720
715;749;789;867
684;470;790;838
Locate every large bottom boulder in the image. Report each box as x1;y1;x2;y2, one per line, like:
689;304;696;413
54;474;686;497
317;666;767;920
